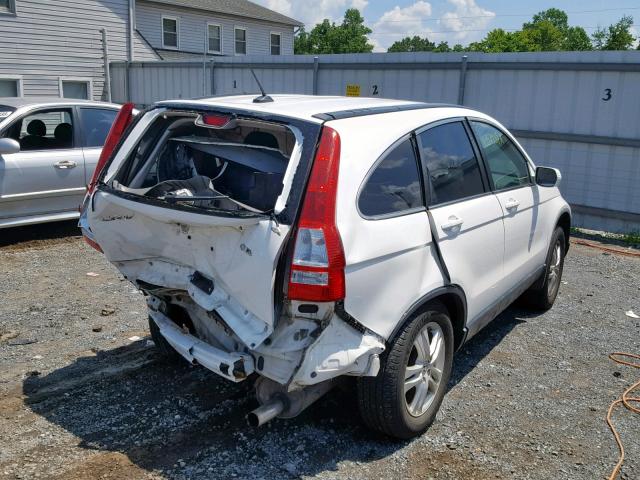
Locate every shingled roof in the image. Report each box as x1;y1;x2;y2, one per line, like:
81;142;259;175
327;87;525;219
143;0;303;27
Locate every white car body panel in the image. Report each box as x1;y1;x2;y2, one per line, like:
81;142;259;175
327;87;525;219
83;96;571;412
88;190;287;348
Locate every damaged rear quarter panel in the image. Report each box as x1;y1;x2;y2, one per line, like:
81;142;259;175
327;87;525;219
88;190;291;348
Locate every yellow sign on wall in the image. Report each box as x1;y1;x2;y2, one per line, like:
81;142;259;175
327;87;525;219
346;84;361;97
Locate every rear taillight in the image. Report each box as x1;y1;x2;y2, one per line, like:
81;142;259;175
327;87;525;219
288;126;345;302
87;102;135;194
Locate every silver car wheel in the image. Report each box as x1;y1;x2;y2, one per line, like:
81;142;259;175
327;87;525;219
547;240;562;297
404;322;446;418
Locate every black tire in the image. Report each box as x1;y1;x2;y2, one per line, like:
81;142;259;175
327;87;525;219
357;302;454;439
148;316;183;362
521;226;566;311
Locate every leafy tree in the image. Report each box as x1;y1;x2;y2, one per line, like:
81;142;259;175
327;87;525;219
294;8;373;54
592;16;636;50
523;8;591;51
387;37;454;53
388;36;436;53
468;29;534;52
434;41;452;52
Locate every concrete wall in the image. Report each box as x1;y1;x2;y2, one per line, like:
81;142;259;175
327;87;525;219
136;0;295;59
0;0;159;101
109;51;640;233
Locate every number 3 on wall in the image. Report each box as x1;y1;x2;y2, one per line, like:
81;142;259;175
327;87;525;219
602;88;612;101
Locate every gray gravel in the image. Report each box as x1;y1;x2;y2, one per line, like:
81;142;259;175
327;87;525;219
0;222;639;480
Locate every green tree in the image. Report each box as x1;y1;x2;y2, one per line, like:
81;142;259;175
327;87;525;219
592;16;636;50
468;29;534;52
294;8;373;54
523;8;591;51
294;26;313;54
387;36;436;52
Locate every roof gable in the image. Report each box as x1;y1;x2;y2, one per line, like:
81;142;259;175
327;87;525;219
140;0;303;27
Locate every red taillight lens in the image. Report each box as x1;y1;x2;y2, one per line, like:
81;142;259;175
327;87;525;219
87;102;135;194
201;113;232;128
288;126;345;302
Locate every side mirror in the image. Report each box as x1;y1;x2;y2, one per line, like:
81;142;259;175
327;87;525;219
0;138;20;155
535;166;561;187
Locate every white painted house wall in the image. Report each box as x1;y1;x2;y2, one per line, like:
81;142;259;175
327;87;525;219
0;0;159;101
136;0;295;59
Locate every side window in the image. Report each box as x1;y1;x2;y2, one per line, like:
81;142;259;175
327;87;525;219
7;109;74;151
359;138;424;217
80;108;117;147
418;122;485;205
470;121;530;190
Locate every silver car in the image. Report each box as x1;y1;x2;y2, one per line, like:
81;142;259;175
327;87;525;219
0;98;122;228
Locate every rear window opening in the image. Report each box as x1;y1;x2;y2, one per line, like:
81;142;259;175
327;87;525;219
111;111;299;214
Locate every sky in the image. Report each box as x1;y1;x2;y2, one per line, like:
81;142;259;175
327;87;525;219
253;0;640;51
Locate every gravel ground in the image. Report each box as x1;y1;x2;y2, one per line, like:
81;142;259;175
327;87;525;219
0;221;639;480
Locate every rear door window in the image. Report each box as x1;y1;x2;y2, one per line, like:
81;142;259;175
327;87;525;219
358;138;424;217
80;108;118;147
417;121;485;205
470;121;531;190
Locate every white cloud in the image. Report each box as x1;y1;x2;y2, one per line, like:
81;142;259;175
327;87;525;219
370;0;494;51
440;0;495;42
371;1;433;52
253;0;369;28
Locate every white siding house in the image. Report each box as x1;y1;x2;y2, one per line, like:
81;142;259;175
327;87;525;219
0;0;301;101
135;0;299;60
0;0;160;101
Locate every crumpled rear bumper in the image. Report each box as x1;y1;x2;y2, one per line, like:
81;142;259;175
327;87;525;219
150;310;254;382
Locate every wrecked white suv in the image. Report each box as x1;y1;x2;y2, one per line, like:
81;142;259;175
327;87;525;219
80;95;571;439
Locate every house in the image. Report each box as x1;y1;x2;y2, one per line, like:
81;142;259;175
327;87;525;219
0;0;302;101
136;0;302;60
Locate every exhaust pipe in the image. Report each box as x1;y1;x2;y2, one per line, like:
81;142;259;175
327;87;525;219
247;398;285;427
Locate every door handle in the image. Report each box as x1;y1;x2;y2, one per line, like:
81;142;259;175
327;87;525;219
54;160;77;169
504;198;520;210
441;215;463;231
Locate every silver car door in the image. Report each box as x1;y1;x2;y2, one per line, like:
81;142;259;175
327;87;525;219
0;107;86;221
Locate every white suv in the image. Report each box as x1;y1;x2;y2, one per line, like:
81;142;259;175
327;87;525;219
80;95;570;439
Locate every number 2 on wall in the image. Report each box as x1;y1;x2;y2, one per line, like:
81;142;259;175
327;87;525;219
371;85;379;96
602;88;612;101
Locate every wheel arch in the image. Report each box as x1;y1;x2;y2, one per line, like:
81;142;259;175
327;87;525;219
556;209;571;253
389;286;468;351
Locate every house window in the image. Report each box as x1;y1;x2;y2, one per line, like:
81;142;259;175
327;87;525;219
208;23;221;53
235;27;247;55
61;79;91;99
162;16;179;49
0;78;20;97
270;33;281;55
0;0;16;14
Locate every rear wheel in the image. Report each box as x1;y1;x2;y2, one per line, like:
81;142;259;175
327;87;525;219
148;316;183;362
521;226;566;310
357;303;453;439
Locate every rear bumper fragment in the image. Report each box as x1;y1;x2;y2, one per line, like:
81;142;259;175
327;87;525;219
150;310;254;382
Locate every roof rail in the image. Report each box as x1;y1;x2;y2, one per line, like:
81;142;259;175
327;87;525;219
312;103;460;121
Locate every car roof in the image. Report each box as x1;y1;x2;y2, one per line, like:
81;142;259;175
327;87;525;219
156;94;469;123
0;97;121;109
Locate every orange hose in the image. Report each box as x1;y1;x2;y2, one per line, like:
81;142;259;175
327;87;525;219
606;352;640;480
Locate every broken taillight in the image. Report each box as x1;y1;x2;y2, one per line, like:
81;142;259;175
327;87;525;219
288;126;345;302
87;102;135;195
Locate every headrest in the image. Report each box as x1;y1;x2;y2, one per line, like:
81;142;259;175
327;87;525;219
27;119;46;136
54;123;73;143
